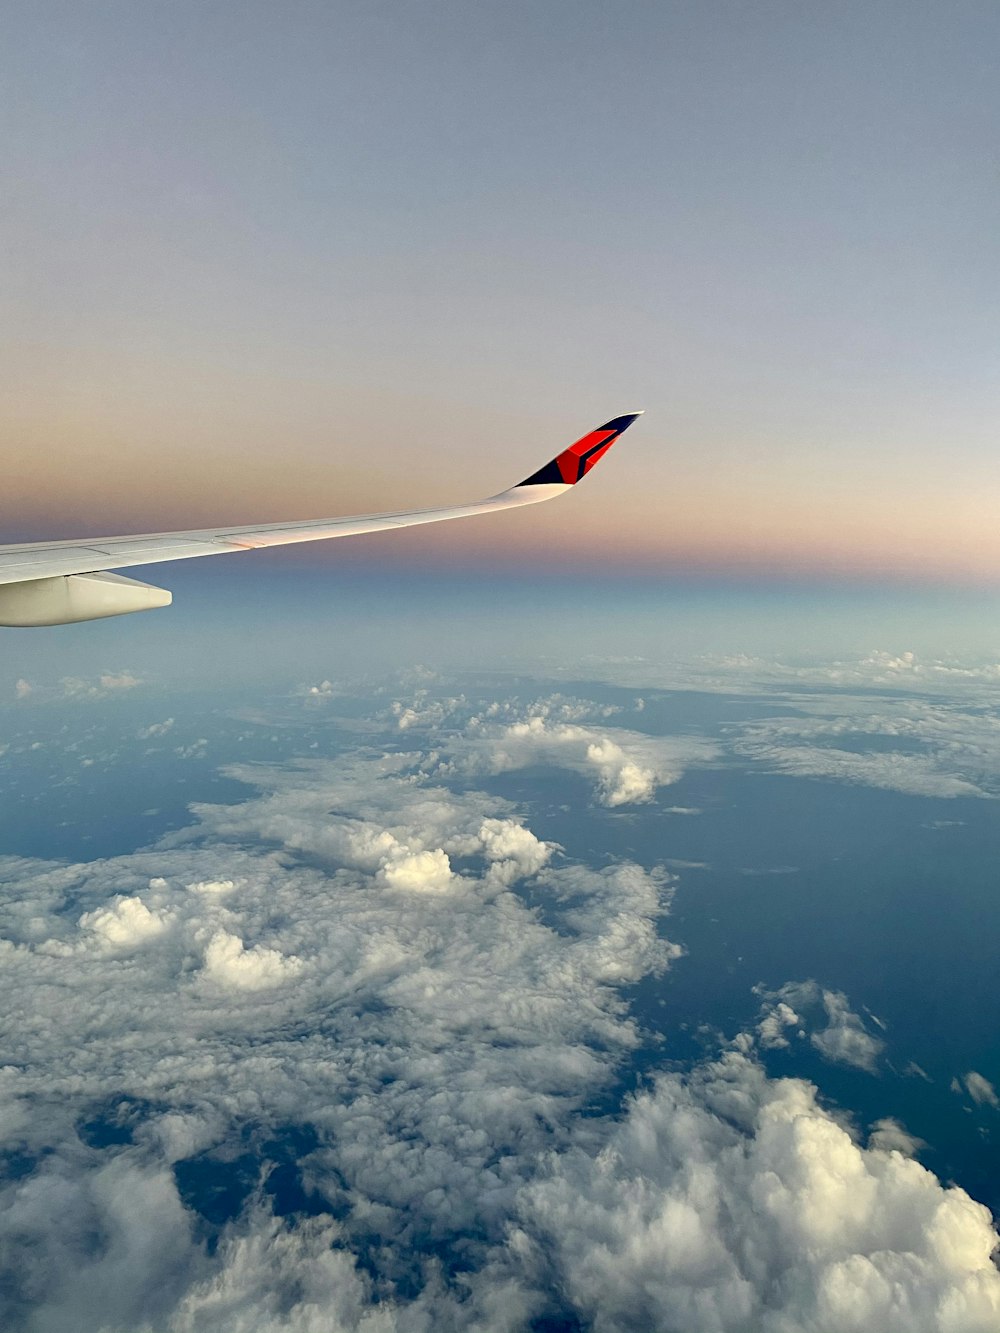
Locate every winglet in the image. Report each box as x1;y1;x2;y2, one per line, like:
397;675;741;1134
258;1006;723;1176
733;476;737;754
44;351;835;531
517;411;644;487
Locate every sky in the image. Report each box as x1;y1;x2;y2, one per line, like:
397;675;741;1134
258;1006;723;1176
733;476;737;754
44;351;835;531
4;0;1000;588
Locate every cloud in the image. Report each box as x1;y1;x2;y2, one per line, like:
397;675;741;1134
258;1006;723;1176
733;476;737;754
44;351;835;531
434;710;716;808
0;739;681;1327
521;1050;1000;1333
477;817;552;887
390;690;619;733
390;691;467;731
811;990;887;1073
163;1211;390;1332
379;847;455;894
79;895;174;952
11;671;147;703
139;718;175;740
961;1072;1000;1109
187;878;239;897
757;999;802;1049
584;648;1000;709
756;982;886;1073
201;930;304;990
99;671;141;691
195;756;557;902
1;1154;199;1332
375;687;715;807
739;743;987;799
306;679;337;696
563;650;1000;799
712;672;1000;805
175;737;209;760
61;671;142;699
585;736;658;805
0;695;997;1330
868;1117;928;1156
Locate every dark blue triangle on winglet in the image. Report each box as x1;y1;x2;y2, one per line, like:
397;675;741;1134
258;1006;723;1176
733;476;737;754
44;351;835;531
598;413;644;435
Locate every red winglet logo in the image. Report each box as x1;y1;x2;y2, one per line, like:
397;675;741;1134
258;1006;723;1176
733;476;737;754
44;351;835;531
555;429;617;483
517;413;643;488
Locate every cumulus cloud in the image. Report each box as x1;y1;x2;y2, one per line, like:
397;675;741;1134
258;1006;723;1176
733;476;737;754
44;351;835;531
187;878;239;897
757;982;886;1073
202;929;304;990
522;1050;1000;1333
8;672;143;705
476;818;552;887
193;755;557;904
100;671;141;691
757;999;802;1050
585;736;658;805
60;671;143;699
811;990;887;1073
162;1211;389;1332
435;711;716;808
391;690;618;733
307;679;336;696
584;648;1000;713
391;691;467;731
175;738;209;760
2;1154;199;1332
379;847;455;894
571;648;1000;802
139;718;175;740
79;894;174;952
375;686;715;807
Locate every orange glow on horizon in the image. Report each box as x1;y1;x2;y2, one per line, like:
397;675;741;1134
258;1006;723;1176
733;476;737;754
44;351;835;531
5;351;1000;589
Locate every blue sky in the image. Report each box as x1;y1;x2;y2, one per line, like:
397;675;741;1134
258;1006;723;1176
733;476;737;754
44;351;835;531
4;0;1000;590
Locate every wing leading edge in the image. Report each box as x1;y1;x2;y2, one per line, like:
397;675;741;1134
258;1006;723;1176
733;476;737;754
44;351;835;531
0;412;642;625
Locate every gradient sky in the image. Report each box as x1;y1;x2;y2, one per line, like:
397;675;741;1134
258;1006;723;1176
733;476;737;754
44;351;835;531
4;1;1000;582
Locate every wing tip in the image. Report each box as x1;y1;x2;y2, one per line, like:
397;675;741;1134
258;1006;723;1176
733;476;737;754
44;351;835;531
518;411;643;488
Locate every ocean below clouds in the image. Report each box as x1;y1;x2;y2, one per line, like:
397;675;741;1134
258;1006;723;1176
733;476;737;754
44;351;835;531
2;657;1000;1331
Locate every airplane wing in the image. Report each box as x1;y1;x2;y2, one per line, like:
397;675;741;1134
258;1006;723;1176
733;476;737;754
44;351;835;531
0;411;642;625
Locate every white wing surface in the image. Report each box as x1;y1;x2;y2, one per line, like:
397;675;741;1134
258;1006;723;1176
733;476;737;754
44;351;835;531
0;412;642;625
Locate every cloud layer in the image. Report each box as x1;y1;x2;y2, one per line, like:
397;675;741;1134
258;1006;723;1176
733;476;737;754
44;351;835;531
0;688;998;1330
384;689;718;807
